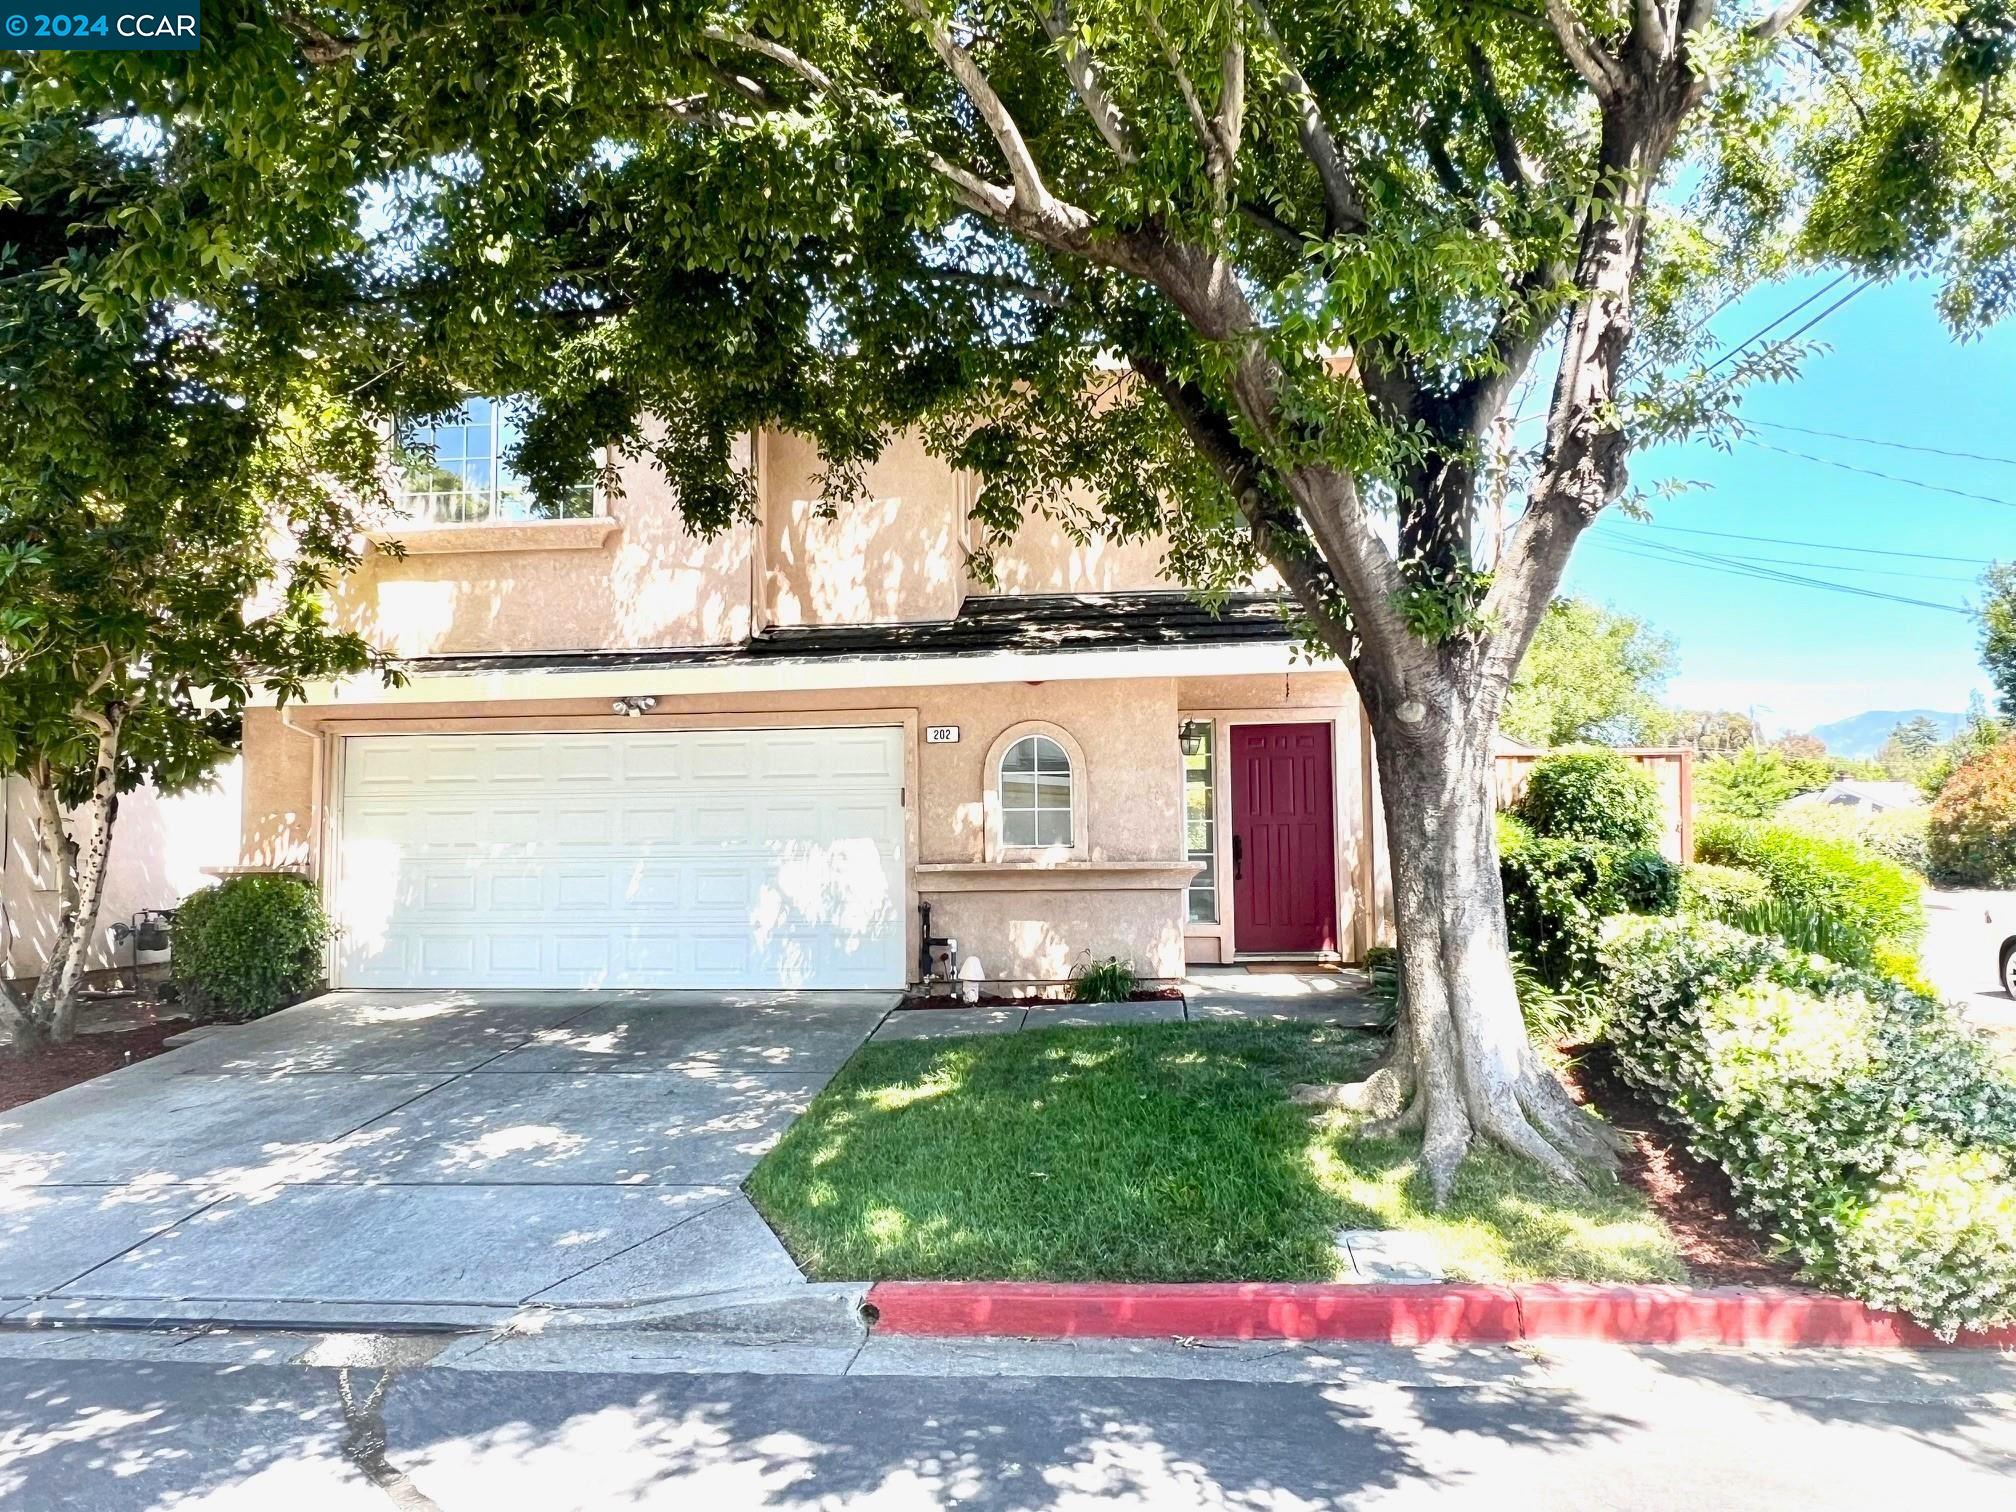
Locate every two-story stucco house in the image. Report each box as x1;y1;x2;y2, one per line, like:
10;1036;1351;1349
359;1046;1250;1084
231;400;1391;994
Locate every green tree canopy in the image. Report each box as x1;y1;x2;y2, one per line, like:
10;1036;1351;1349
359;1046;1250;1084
0;110;401;1043
1500;598;1674;748
15;0;2014;1183
1978;562;2016;719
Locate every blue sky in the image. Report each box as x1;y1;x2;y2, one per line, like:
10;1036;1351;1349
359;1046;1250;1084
1534;273;2011;736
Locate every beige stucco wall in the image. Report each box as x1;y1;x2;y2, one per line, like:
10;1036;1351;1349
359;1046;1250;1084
240;673;1219;984
2;766;242;981
759;430;970;627
331;423;1223;658
336;433;759;657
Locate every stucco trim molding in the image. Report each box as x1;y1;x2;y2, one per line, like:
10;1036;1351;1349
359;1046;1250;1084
366;518;620;556
915;861;1201;894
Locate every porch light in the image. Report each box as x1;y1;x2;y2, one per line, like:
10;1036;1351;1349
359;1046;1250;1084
612;695;657;717
1179;720;1209;757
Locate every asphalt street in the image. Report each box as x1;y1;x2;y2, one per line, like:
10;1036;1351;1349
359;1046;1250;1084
0;1328;2009;1509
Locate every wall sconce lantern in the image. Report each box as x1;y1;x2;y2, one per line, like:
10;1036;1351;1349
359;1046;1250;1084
1178;720;1209;757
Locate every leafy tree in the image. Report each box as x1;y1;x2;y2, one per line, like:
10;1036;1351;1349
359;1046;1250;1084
1500;599;1674;748
1695;747;1830;819
1978;562;2016;719
1921;691;2010;799
1641;708;1762;756
28;1;2016;1192
1929;735;2016;886
0;111;398;1046
1773;733;1827;764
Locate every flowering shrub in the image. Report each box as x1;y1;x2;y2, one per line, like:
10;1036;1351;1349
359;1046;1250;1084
1602;916;2016;1338
1928;737;2016;886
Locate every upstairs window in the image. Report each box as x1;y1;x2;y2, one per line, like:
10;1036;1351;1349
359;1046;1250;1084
397;398;595;525
999;735;1074;848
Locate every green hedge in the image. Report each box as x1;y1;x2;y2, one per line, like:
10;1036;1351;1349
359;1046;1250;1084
1501;815;1678;992
1602;916;2016;1339
1693;816;1924;964
172;873;331;1021
1513;749;1662;849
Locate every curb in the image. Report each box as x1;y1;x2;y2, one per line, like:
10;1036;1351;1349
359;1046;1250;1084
863;1282;2016;1350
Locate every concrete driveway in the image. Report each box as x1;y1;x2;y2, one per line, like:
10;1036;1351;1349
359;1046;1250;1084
1921;887;2016;1062
0;988;896;1329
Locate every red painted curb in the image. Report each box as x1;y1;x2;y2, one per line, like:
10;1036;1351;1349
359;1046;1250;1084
864;1282;1521;1344
864;1281;2016;1350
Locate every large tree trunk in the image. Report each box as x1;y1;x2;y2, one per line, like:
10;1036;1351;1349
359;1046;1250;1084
1299;684;1622;1203
13;721;123;1052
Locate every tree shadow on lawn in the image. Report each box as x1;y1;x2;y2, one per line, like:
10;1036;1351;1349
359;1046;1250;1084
747;1021;1689;1286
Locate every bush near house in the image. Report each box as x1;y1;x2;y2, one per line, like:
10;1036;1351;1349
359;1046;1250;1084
1499;748;1678;1012
1512;749;1663;849
1778;802;1931;878
1601;916;2016;1339
1501;818;1678;992
1693;816;1924;967
1677;862;1772;923
171;873;331;1021
1928;738;2016;886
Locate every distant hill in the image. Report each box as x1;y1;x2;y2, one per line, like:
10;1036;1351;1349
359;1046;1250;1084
1807;709;1966;759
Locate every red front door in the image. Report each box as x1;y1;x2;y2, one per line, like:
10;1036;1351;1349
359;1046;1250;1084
1230;723;1338;955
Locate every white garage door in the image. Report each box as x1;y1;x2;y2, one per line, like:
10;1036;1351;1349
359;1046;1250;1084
332;727;906;990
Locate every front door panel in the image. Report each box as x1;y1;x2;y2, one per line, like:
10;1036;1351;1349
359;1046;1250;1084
1230;723;1338;955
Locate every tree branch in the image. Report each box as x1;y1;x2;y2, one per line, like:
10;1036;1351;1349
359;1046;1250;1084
1634;0;1673;60
1540;0;1628;99
1748;0;1815;41
1465;41;1536;191
1149;14;1226;179
899;0;1053;210
1127;354;1355;654
1244;0;1369;234
1040;2;1138;164
701;24;835;93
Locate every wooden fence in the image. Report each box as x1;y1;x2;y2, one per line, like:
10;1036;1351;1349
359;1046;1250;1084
1493;747;1695;863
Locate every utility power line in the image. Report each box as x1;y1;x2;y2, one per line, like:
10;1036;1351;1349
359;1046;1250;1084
1742;438;2016;509
1628;521;1997;565
1744;419;2016;469
1589;532;1979;583
1702;274;1866;374
1589;538;1971;614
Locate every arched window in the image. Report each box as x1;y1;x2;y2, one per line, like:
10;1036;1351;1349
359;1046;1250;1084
999;734;1074;848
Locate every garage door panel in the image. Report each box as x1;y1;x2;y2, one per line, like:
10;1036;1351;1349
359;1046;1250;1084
335;727;905;990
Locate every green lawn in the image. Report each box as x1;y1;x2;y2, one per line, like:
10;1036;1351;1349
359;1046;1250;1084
747;1021;1689;1285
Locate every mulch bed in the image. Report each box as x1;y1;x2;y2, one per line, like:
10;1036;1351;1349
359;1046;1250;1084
899;987;1187;1009
1561;1043;1800;1288
0;1021;185;1114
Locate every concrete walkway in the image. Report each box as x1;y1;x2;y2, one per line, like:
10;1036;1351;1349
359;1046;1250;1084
874;966;1384;1042
0;988;896;1330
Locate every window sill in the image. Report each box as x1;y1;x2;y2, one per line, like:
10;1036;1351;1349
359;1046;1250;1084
368;518;618;556
916;861;1202;893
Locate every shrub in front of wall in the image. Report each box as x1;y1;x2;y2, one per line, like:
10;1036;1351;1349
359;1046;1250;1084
171;873;332;1022
1678;863;1772;923
1693;816;1925;960
1928;738;2016;886
1601;915;2016;1339
1513;749;1664;849
1500;821;1679;991
1778;802;1932;877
